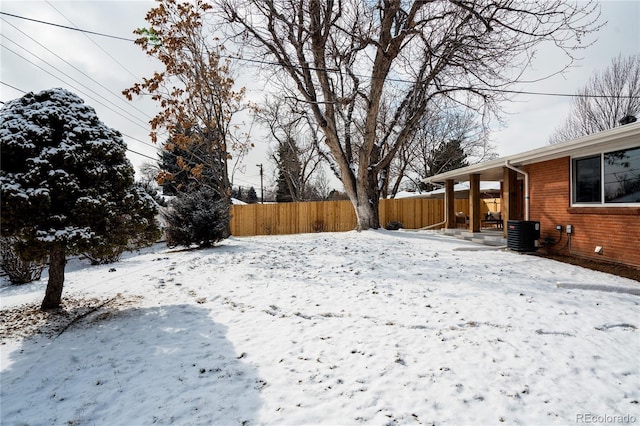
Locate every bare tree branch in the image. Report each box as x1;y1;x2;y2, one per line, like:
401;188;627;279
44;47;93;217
550;54;640;144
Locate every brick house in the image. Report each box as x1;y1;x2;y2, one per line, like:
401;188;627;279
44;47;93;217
424;123;640;268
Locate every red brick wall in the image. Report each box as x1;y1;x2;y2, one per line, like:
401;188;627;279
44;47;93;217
525;157;640;268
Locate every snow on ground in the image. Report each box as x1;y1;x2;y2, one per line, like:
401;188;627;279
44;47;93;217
1;230;639;425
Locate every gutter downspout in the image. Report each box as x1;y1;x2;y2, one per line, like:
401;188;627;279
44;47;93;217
505;161;529;221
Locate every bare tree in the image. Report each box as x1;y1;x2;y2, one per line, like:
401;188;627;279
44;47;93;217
381;106;493;197
312;167;332;200
221;0;600;229
550;54;640;144
139;161;161;185
256;97;325;201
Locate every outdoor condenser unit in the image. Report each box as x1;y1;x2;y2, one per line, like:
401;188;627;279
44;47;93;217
507;220;541;252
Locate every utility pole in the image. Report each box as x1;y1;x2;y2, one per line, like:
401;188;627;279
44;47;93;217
257;164;264;204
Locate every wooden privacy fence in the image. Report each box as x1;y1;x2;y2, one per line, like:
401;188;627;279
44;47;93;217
230;198;502;237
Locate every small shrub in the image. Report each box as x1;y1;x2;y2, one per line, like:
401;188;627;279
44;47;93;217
164;188;230;248
262;223;273;235
385;221;403;231
0;238;46;284
311;219;326;233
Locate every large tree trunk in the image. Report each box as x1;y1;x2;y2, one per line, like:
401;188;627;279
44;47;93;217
354;199;379;231
41;245;66;310
353;170;381;231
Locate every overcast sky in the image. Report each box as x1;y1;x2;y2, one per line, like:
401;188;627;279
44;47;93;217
1;1;639;191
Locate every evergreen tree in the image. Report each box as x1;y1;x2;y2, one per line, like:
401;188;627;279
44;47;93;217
164;188;229;248
234;186;243;202
0;88;160;310
247;187;258;204
136;180;167;208
275;169;294;203
430;139;469;175
158;130;227;197
82;185;161;265
420;139;470;191
157;146;186;195
157;131;232;239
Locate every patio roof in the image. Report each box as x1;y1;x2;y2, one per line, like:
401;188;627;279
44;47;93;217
422;181;501;199
424;122;640;183
394;181;500;199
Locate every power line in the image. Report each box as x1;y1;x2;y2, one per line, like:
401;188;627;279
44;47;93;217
1;42;151;132
0;31;169;145
0;17;153;124
125;146;158;162
0;11;136;42
44;1;143;84
1;81;26;94
1;72;164;158
219;55;640;100
4;10;638;100
446;86;640;99
120;133;160;156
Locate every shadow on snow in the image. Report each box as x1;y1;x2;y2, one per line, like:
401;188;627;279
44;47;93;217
1;303;262;425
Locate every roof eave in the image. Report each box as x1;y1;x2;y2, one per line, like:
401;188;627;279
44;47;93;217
424;122;640;184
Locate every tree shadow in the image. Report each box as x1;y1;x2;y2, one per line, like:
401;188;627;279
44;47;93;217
1;303;263;425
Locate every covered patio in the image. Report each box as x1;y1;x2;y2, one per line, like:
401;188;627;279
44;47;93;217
424;164;526;238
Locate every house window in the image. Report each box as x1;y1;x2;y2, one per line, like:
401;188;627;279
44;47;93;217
573;155;601;203
604;147;640;203
572;146;640;205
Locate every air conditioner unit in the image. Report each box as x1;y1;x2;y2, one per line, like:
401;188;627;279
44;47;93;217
507;220;540;252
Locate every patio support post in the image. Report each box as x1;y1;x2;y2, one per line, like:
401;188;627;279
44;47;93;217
445;179;455;229
469;174;481;232
505;161;529;220
502;167;519;238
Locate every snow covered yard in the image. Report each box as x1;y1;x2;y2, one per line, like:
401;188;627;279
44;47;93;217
1;230;639;425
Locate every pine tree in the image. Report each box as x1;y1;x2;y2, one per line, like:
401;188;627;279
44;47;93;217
247;187;258;204
275;169;294;203
0;88;160;309
420;139;470;191
158;131;232;241
164;188;229;248
430;139;469;175
158;146;186;195
234;186;243;202
82;185;161;264
158;131;227;196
